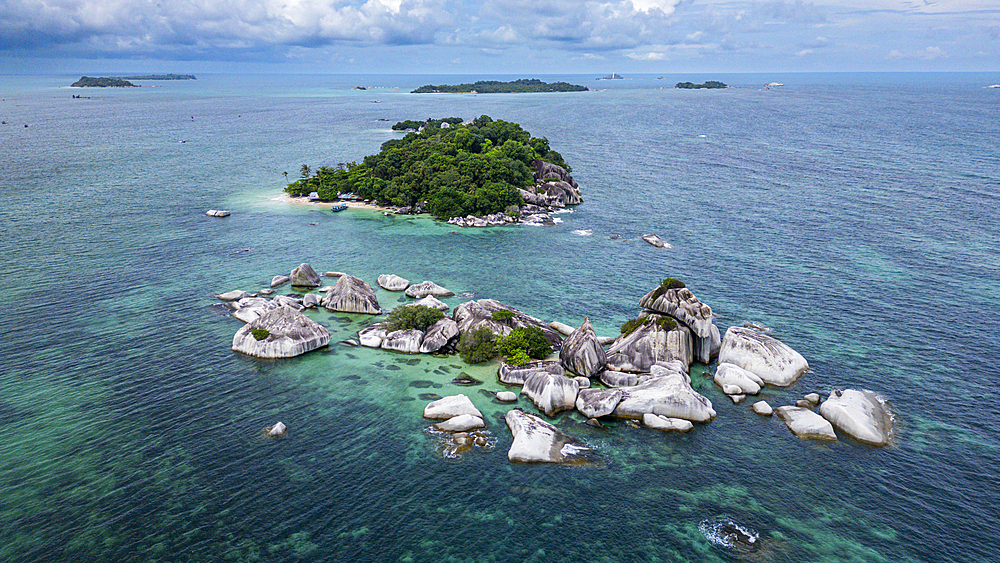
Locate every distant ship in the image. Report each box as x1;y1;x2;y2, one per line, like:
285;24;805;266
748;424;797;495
597;73;625;80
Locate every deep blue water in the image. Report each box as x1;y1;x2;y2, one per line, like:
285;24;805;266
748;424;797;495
1;72;998;562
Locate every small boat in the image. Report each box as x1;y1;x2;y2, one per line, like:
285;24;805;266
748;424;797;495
331;203;348;212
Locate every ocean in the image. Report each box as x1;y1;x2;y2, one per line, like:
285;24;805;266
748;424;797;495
1;72;998;562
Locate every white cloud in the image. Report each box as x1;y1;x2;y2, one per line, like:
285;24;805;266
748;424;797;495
630;0;681;14
918;46;944;59
795;48;813;56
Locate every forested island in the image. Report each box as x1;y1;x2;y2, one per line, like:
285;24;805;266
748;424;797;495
286;116;573;220
675;81;727;89
70;76;138;88
411;79;587;94
121;74;196;80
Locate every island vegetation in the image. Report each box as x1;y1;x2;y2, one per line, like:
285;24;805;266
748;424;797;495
285;115;571;220
411;79;587;94
121;74;196;80
71;76;138;88
675;81;727;89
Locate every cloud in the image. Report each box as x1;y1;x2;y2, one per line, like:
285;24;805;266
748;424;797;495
918;45;944;59
795;48;814;56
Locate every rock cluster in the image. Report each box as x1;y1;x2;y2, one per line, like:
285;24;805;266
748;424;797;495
322;274;382;314
446;161;582;228
232;305;330;358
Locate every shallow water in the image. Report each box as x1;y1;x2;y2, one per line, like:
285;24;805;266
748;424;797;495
1;72;998;562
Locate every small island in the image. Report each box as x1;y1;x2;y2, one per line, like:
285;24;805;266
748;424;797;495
120;74;196;80
675;81;727;89
70;76;138;88
286;115;580;222
411;79;587;94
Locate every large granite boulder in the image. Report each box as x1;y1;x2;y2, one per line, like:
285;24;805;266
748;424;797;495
774;406;838;441
270;275;289;288
381;329;424;354
532;160;579;190
559;317;607;378
505;408;601;465
419;318;459;353
454;299;562;347
575;387;624;419
322;275;381;314
358;325;387;348
538;180;582;206
377;274;410;291
522;371;580;417
498;360;564;385
410;295;449;311
612;365;716;422
231;296;277;324
302;293;321;308
714;362;764;395
217;290;247;302
434;414;485;432
718;327;808;387
232;305;330;358
289;263;321;288
606;313;674;373
405;281;455;298
818;389;893;446
423;394;483;420
639;284;719;363
601;370;654;388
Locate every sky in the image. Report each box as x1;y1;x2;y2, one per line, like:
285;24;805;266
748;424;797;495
1;0;998;74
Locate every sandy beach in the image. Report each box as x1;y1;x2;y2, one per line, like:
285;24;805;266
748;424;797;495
270;192;386;211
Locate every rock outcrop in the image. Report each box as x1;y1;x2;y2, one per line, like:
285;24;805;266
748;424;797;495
217;290;247;301
642;413;694;432
381;329;424;354
606;313;676;373
640;285;719;364
358;325;387;348
423;394;483;420
575;387;624;419
818;389;893;446
289;263;321;287
505;409;601;465
270;275;289;288
419;318;459;353
714;363;763;395
718;327;808;386
322;274;381;314
559;317;607;378
612;365;716;422
640;234;669;248
405;281;455;298
498;360;564;385
774;406;837;441
522;371;580;416
232;305;330;358
454;299;562;347
377;274;410;291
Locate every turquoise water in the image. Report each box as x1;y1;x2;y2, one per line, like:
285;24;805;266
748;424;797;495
2;72;998;562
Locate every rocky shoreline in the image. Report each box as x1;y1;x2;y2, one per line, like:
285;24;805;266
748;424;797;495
215;265;896;464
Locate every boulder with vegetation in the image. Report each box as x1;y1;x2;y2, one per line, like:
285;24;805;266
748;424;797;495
498;360;564;385
419;318;460;353
638;278;720;363
232;305;330;358
322;275;382;314
606;312;686;373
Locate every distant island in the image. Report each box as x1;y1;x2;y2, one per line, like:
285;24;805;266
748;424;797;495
121;74;196;80
675;81;727;89
411;79;587;94
598;73;625;80
71;76;137;88
286;115;575;220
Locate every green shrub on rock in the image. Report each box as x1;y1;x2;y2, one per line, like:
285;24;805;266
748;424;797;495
384;305;445;332
491;310;515;324
458;327;498;364
496;326;552;360
251;328;270;341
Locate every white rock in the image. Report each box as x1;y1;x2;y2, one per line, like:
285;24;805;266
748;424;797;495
714;362;763;395
718;326;809;387
323;271;345;277
496;391;517;402
549;321;576;336
505;409;600;465
642;413;693;432
434;414;485;432
217;290;247;301
423;394;483;420
641;234;669;248
575;387;624;419
405;280;455;298
409;295;449;311
267;421;287;437
573;376;591;388
302;293;321;308
752;401;773;416
381;329;423;354
418;318;459;353
358;325;387;348
774;406;838;441
612;366;716;422
559;317;607;378
819;389;893;446
730;394;746;404
804;392;821;405
289;263;321;287
322;274;381;314
270;275;289;288
377;274;411;291
522;371;580;417
232;305;331;359
722;384;744;396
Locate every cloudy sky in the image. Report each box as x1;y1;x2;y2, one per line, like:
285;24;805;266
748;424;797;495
1;0;997;74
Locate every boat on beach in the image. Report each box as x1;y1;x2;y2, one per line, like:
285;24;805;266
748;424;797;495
331;203;348;212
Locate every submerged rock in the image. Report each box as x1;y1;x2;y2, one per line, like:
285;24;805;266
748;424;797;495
819;389;893;446
718;326;808;387
522;371;580;416
405;281;455;298
560;317;607;378
377;273;410;291
423;394;483;420
774;406;838;441
322;274;382;314
289;263;321;287
232;305;330;359
505;409;601;465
